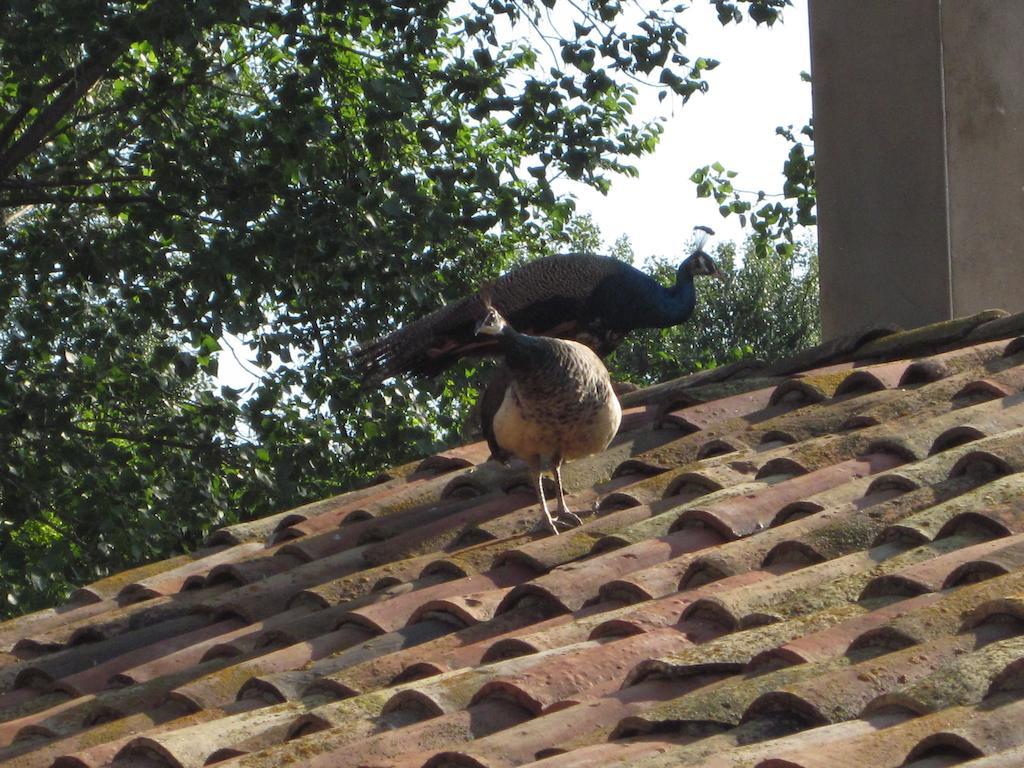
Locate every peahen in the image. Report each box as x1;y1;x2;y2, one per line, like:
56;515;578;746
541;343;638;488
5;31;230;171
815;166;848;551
474;301;621;534
351;226;721;383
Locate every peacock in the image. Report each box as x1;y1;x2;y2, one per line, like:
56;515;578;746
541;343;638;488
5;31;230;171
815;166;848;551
474;301;622;534
350;226;721;383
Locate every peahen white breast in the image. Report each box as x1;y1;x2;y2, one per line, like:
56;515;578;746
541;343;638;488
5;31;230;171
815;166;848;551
475;304;621;534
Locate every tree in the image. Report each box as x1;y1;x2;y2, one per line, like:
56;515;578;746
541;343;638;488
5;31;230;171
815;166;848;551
0;0;792;616
690;72;816;259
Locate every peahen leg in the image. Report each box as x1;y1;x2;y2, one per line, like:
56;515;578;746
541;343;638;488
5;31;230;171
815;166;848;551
533;470;560;535
552;464;584;529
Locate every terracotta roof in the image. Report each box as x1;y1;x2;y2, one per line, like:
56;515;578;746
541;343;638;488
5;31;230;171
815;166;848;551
5;308;1024;768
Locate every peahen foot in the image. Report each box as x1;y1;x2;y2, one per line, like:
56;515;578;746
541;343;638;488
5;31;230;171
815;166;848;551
554;509;584;529
531;508;584;535
549;464;584;532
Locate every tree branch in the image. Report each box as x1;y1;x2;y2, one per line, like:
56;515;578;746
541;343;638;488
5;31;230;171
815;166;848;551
0;174;150;188
0;42;129;181
3;204;35;225
68;424;207;451
0;191;164;209
0;103;33;154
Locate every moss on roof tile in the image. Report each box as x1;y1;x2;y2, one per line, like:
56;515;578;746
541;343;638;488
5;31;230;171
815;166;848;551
856;310;1008;361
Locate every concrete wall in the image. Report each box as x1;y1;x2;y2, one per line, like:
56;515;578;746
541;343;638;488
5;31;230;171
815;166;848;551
809;0;1024;338
942;2;1024;317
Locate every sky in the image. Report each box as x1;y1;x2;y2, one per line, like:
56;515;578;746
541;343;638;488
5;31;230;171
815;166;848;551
567;0;812;260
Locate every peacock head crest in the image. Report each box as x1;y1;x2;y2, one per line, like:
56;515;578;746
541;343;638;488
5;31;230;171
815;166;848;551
680;225;723;282
475;285;508;336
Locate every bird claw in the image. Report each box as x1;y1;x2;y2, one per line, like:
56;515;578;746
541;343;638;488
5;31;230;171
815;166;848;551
555;509;585;528
531;516;560;535
532;509;585;536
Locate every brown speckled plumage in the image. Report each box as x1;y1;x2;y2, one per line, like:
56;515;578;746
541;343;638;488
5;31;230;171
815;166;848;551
476;306;622;534
351;254;623;381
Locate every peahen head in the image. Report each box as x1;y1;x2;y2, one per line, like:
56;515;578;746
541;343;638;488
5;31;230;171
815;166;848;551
678;225;723;284
474;300;508;337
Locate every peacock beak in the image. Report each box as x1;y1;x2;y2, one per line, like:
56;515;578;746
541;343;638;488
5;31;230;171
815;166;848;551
696;252;724;283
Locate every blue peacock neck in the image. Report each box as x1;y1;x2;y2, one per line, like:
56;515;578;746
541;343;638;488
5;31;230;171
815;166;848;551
654;269;696;326
601;263;698;330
